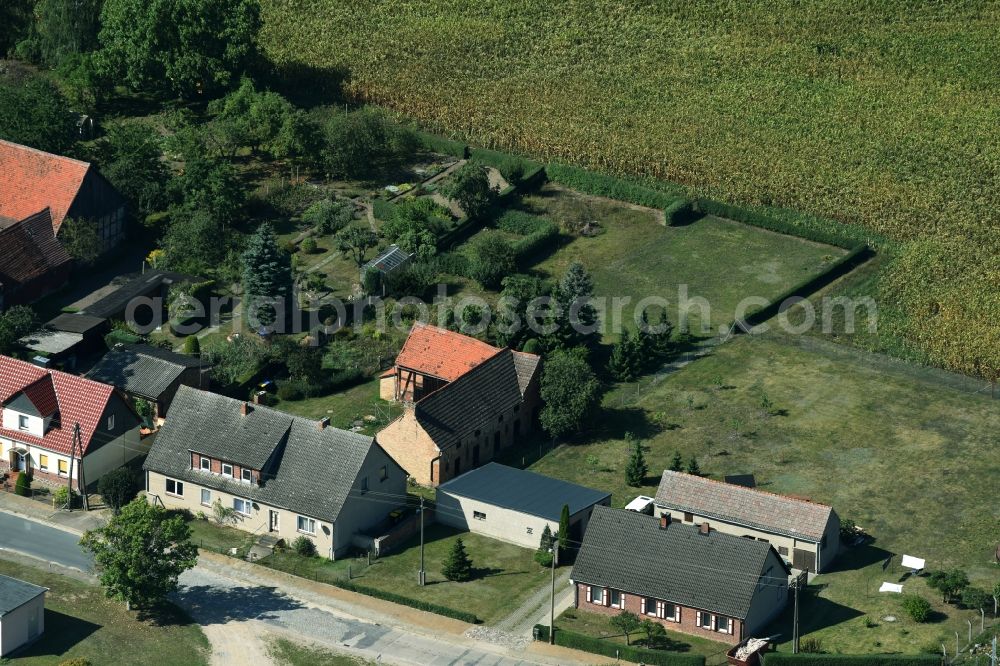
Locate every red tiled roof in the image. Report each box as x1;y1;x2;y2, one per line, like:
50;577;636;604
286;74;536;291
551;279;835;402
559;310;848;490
395;323;500;382
0;209;72;286
0;355;117;457
20;376;59;417
0;140;92;233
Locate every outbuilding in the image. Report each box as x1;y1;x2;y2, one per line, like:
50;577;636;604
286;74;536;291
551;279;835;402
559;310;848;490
435;463;611;549
0;575;46;657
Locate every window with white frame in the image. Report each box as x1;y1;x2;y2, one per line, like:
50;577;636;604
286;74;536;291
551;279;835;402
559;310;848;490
241;468;252;483
697;612;714;629
609;590;623;609
473;511;486;521
200;488;211;506
664;603;679;622
588;586;604;604
643;597;658;616
200;457;210;471
107;414;115;430
297;516;316;534
233;498;251;515
18;415;29;431
716;616;732;634
165;478;184;496
222;463;233;477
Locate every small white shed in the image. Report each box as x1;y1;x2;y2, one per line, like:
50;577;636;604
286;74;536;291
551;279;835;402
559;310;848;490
0;575;46;657
435;463;611;549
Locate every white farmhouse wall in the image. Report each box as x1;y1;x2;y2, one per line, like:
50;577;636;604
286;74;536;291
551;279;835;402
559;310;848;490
0;592;45;657
436;492;561;550
331;445;407;556
1;409;44;438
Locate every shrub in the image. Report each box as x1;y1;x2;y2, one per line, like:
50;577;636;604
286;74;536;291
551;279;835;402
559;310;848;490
292;535;317;557
664;198;695;225
182;335;201;356
470;147;541;183
97;468;137;514
277;381;305;401
300;237;318;254
533;549;553;567
14;472;31;497
901;595;932;623
372;197;397;221
58;659;94;666
800;637;823;653
335;579;477;623
470;232;516;289
761;655;942;666
497;210;551;235
415;130;468;158
959;586;992;611
302;198;353;234
53;485;78;508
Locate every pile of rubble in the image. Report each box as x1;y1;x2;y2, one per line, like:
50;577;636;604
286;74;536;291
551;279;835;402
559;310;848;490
465;626;530;651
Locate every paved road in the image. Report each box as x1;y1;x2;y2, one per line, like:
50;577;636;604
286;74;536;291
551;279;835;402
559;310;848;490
0;512;93;572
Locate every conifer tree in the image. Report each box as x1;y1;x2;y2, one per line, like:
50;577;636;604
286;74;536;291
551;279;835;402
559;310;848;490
242;222;293;327
551;261;600;349
625;433;648;487
687;456;701;476
442;538;473;582
669;450;684;472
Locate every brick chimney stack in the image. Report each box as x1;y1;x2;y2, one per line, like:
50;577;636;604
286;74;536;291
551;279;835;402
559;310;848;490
659;514;671;529
318;417;330;430
699;522;710;535
240;402;250;416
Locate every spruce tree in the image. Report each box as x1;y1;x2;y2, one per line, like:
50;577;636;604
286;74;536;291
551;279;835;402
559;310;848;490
687;456;701;476
242;222;293;327
625;433;648;487
552;261;600;349
670;450;684;472
608;330;637;381
441;538;473;582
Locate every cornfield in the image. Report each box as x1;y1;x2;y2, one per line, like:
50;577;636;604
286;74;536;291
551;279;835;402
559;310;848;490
260;0;999;379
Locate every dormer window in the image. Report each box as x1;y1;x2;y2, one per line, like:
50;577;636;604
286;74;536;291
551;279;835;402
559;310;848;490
200;457;210;471
241;468;252;483
18;415;29;431
222;463;233;477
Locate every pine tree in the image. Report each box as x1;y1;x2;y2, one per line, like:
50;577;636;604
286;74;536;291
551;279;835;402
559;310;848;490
669;450;684;472
552;261;600;349
608;330;637;381
242;222;293;327
653;310;675;356
625;433;648;487
558;504;571;554
686;456;701;476
441;538;473;582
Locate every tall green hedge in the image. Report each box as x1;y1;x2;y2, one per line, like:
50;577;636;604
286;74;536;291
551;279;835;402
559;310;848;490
470;147;543;184
416;130;468;158
372;198;397;221
335;579;478;624
533;625;706;666
762;653;942;666
665;198;696;226
545;163;685;209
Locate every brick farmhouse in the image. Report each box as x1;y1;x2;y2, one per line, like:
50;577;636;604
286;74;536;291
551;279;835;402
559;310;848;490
377;323;541;486
654;470;840;573
571;505;790;645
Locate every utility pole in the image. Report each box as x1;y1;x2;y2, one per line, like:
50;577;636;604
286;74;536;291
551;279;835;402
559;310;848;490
417;497;426;586
792;571;807;653
66;424;80;511
549;546;556;645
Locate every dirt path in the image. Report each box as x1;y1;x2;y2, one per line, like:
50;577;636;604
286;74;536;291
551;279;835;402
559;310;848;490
201;620;276;666
494;568;573;636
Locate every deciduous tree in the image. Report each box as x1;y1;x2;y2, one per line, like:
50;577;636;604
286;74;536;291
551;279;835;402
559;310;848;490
610;610;642;645
540;349;600;439
80;498;198;610
442;163;497;221
0;77;77;154
96;468;138;515
337;226;378;267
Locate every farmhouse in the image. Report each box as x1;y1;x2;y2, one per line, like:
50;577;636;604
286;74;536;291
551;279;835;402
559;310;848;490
435;463;610;549
144;386;407;559
571;506;790;645
0;209;72;310
0;575;46;657
0;355;144;490
0;139;127;254
87;344;205;422
376;324;541;485
654;470;840;572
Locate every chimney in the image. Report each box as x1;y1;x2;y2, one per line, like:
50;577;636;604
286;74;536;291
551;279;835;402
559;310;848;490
240;402;250;416
659;514;671;529
699;522;710;535
253;391;265;405
318;416;330;430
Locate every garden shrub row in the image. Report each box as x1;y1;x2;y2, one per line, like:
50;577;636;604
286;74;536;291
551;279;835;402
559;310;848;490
470;147;544;186
664;198;697;226
416;130;469;158
513;224;560;265
545;163;685;209
762;653;942;666
533;625;705;666
335;579;479;624
694;197;883;250
740;244;874;327
372;198;397;221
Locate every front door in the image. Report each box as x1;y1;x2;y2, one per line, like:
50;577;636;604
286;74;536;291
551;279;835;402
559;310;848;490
15;451;26;472
269;510;279;532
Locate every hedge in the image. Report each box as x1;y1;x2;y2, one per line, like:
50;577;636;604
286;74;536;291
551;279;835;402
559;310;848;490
335;579;478;624
545;163;685;209
513;224;560;265
416;130;468;158
497;210;552;235
762;653;942;666
740;244;874;327
533;625;705;666
694;197;884;250
470;147;543;184
372;198;397;221
664;198;696;226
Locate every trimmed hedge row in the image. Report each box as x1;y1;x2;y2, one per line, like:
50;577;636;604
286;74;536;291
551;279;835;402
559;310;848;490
762;653;942;666
665;198;696;226
533;625;705;666
545;163;685;209
470;147;543;183
416;130;468;158
334;579;479;624
740;244;874;326
695;197;882;250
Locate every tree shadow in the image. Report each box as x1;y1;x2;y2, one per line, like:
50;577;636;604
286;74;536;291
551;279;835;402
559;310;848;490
11;609;100;658
762;589;865;641
575;406;658;443
173;583;306;625
135;600;201;627
828;543;892;573
471;566;511;579
265;62;351;108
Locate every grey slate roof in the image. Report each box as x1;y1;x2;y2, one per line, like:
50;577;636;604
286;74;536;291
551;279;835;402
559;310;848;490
144;386;377;521
414;349;525;450
438;463;610;521
82;271;193;319
571;506;784;619
511;351;541;397
0;575;46;616
45;312;107;335
655;470;835;543
87;344;201;401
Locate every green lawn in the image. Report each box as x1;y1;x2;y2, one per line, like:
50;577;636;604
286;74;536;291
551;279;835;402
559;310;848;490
269;377;402;434
529;332;1000;652
522;185;845;336
0;558;209;665
555;607;731;658
268;637;375;666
